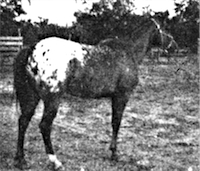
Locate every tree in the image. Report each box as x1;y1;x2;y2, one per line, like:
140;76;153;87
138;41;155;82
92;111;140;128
0;0;69;45
0;0;28;16
0;0;29;36
71;0;137;44
170;0;198;52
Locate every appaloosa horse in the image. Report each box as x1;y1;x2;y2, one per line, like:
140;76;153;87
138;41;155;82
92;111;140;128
13;17;160;170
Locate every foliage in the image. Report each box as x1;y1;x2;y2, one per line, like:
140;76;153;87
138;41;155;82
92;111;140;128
0;0;27;16
169;0;199;52
0;54;199;170
0;6;19;36
0;0;70;44
0;0;198;53
71;0;138;44
0;0;29;36
70;0;199;53
0;0;26;36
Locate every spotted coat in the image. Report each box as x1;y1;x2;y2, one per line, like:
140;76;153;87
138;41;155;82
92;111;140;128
26;37;91;94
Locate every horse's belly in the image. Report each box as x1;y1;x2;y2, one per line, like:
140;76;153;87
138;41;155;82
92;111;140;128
66;69;117;98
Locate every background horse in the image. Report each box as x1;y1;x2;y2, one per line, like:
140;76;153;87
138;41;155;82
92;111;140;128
13;17;160;170
160;31;179;62
148;26;179;63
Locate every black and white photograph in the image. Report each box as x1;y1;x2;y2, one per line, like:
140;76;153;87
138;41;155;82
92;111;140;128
0;0;199;170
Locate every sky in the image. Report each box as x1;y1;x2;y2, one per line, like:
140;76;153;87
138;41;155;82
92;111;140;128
17;0;180;27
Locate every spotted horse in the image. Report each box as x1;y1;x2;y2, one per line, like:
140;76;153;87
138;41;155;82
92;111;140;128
13;17;160;170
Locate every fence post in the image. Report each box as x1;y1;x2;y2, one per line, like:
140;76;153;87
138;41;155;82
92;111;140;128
18;28;21;37
0;36;23;74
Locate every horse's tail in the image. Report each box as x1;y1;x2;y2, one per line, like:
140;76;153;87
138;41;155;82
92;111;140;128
13;87;20;115
13;46;33;115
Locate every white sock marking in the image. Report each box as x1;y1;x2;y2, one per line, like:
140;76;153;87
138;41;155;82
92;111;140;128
48;154;62;169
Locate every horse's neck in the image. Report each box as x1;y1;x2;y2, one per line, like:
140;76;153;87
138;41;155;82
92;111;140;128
133;26;155;52
132;26;155;63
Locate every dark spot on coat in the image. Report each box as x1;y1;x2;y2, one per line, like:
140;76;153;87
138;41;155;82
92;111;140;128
42;51;46;56
42;70;45;74
69;58;81;73
32;64;38;75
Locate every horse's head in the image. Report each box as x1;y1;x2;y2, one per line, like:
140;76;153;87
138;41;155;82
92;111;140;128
131;16;161;40
150;18;161;30
98;16;162;64
126;16;162;63
131;16;162;55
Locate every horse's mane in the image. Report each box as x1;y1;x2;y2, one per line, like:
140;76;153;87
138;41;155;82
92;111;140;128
130;17;159;42
98;16;159;50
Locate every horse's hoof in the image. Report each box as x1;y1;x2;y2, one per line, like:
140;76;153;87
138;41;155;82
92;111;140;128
53;164;64;171
14;157;30;170
47;162;64;171
111;153;118;161
55;165;65;171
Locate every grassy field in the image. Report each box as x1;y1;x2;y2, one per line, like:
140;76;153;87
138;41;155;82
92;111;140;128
0;55;199;171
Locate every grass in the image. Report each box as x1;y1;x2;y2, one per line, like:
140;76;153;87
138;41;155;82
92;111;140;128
0;55;199;171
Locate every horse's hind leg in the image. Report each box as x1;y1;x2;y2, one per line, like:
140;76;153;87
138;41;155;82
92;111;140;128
110;93;129;160
14;88;40;169
39;95;63;170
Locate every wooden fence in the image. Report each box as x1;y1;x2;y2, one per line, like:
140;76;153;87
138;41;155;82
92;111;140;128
0;36;23;72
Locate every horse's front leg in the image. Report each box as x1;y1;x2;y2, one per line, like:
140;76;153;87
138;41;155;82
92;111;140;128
110;94;128;160
39;97;63;170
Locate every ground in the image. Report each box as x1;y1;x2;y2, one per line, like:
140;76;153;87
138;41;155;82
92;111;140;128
0;55;199;171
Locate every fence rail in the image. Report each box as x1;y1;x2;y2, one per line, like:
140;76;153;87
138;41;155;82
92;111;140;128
0;36;23;73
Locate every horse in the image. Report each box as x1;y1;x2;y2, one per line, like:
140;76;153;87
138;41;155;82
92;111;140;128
149;47;167;62
13;17;160;170
160;31;179;62
148;27;179;63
